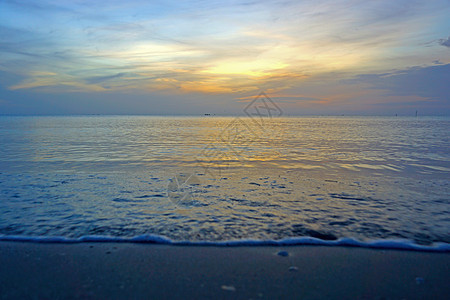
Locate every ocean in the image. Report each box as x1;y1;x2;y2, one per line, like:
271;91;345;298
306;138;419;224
0;116;449;250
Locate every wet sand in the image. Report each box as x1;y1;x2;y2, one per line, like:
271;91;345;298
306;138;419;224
0;242;449;299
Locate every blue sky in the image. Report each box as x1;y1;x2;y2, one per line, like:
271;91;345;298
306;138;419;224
0;0;449;115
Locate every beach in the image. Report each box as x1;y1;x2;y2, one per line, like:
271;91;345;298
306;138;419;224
1;0;449;297
0;116;449;299
1;242;449;299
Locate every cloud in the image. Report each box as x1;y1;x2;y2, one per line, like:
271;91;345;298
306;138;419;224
2;0;448;94
438;36;450;48
85;73;127;84
348;64;450;102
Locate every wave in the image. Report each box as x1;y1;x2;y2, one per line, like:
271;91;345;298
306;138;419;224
0;234;449;252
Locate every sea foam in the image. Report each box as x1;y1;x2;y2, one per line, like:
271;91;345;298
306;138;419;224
0;234;449;252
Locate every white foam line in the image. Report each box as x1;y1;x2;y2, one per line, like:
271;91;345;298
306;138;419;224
0;234;449;252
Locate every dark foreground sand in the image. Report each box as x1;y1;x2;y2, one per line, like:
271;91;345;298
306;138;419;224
0;242;449;299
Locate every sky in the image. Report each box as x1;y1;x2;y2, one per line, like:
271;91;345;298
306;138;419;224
0;0;449;115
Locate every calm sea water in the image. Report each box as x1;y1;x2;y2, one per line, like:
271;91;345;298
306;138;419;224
0;116;449;245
